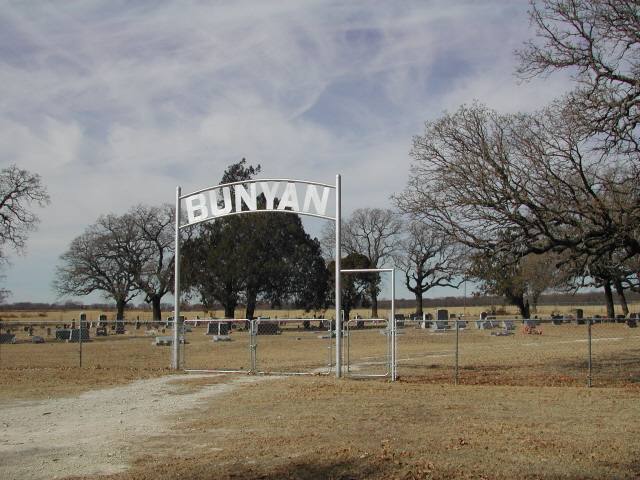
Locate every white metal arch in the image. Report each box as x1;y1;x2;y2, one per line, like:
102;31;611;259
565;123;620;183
173;175;344;377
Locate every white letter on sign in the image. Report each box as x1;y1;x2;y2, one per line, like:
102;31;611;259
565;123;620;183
303;185;330;216
260;182;280;210
210;187;232;216
186;193;209;223
277;183;300;211
235;183;257;212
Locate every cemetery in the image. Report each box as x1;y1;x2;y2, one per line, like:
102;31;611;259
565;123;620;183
2;1;640;478
1;306;639;480
1;307;638;387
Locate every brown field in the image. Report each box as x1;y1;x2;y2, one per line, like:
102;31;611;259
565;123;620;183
91;376;640;480
2;300;639;324
2;317;639;394
1;310;639;479
1;372;638;480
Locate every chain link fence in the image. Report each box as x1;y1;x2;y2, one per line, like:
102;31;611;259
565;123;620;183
345;318;391;378
2;313;638;387
396;317;640;387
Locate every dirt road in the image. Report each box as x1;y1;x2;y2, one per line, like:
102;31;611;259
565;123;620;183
0;374;266;480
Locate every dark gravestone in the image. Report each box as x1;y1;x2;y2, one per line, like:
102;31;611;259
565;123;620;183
96;326;108;336
31;336;45;344
55;329;71;340
68;328;90;342
207;322;229;335
115;322;125;334
256;322;281;335
0;333;16;344
436;309;448;321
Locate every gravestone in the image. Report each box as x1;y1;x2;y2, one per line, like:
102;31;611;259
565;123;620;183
431;320;450;332
256;321;281;335
0;333;16;344
68;328;90;342
476;312;489;329
31;335;45;344
207;322;230;335
55;329;71;340
96;326;108;336
436;309;449;321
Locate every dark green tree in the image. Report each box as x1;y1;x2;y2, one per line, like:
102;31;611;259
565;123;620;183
327;252;376;321
182;159;328;318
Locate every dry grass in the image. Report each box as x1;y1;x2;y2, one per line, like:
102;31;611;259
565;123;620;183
65;375;640;480
3;301;640;324
1;320;638;401
2;315;640;479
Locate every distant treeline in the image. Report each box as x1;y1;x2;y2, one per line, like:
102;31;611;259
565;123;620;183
377;291;640;309
1;290;635;312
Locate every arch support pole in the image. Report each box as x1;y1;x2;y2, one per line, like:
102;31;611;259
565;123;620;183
172;186;181;370
335;174;342;378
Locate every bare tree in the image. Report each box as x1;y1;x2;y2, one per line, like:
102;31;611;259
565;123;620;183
468;250;561;319
394;103;640;269
54;214;145;319
341;208;402;318
129;204;175;320
517;0;640;152
393;221;462;317
0;164;50;260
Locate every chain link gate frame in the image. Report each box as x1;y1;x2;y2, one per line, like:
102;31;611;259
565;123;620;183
341;268;396;381
182;318;335;376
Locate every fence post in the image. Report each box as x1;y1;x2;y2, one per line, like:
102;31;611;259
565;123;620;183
78;317;83;368
250;319;256;373
587;318;592;388
181;320;186;368
455;319;459;385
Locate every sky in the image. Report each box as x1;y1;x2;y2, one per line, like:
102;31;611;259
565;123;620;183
0;1;572;305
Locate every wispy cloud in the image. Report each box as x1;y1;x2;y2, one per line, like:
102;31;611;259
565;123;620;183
0;1;572;302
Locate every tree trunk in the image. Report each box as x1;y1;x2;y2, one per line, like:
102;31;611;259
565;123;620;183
222;282;237;319
116;299;126;320
223;303;235;319
370;289;378;319
603;280;615;319
511;295;530;319
613;279;629;317
415;291;423;317
151;295;162;321
245;287;257;319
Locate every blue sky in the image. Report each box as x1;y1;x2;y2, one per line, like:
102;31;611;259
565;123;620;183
0;1;572;304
